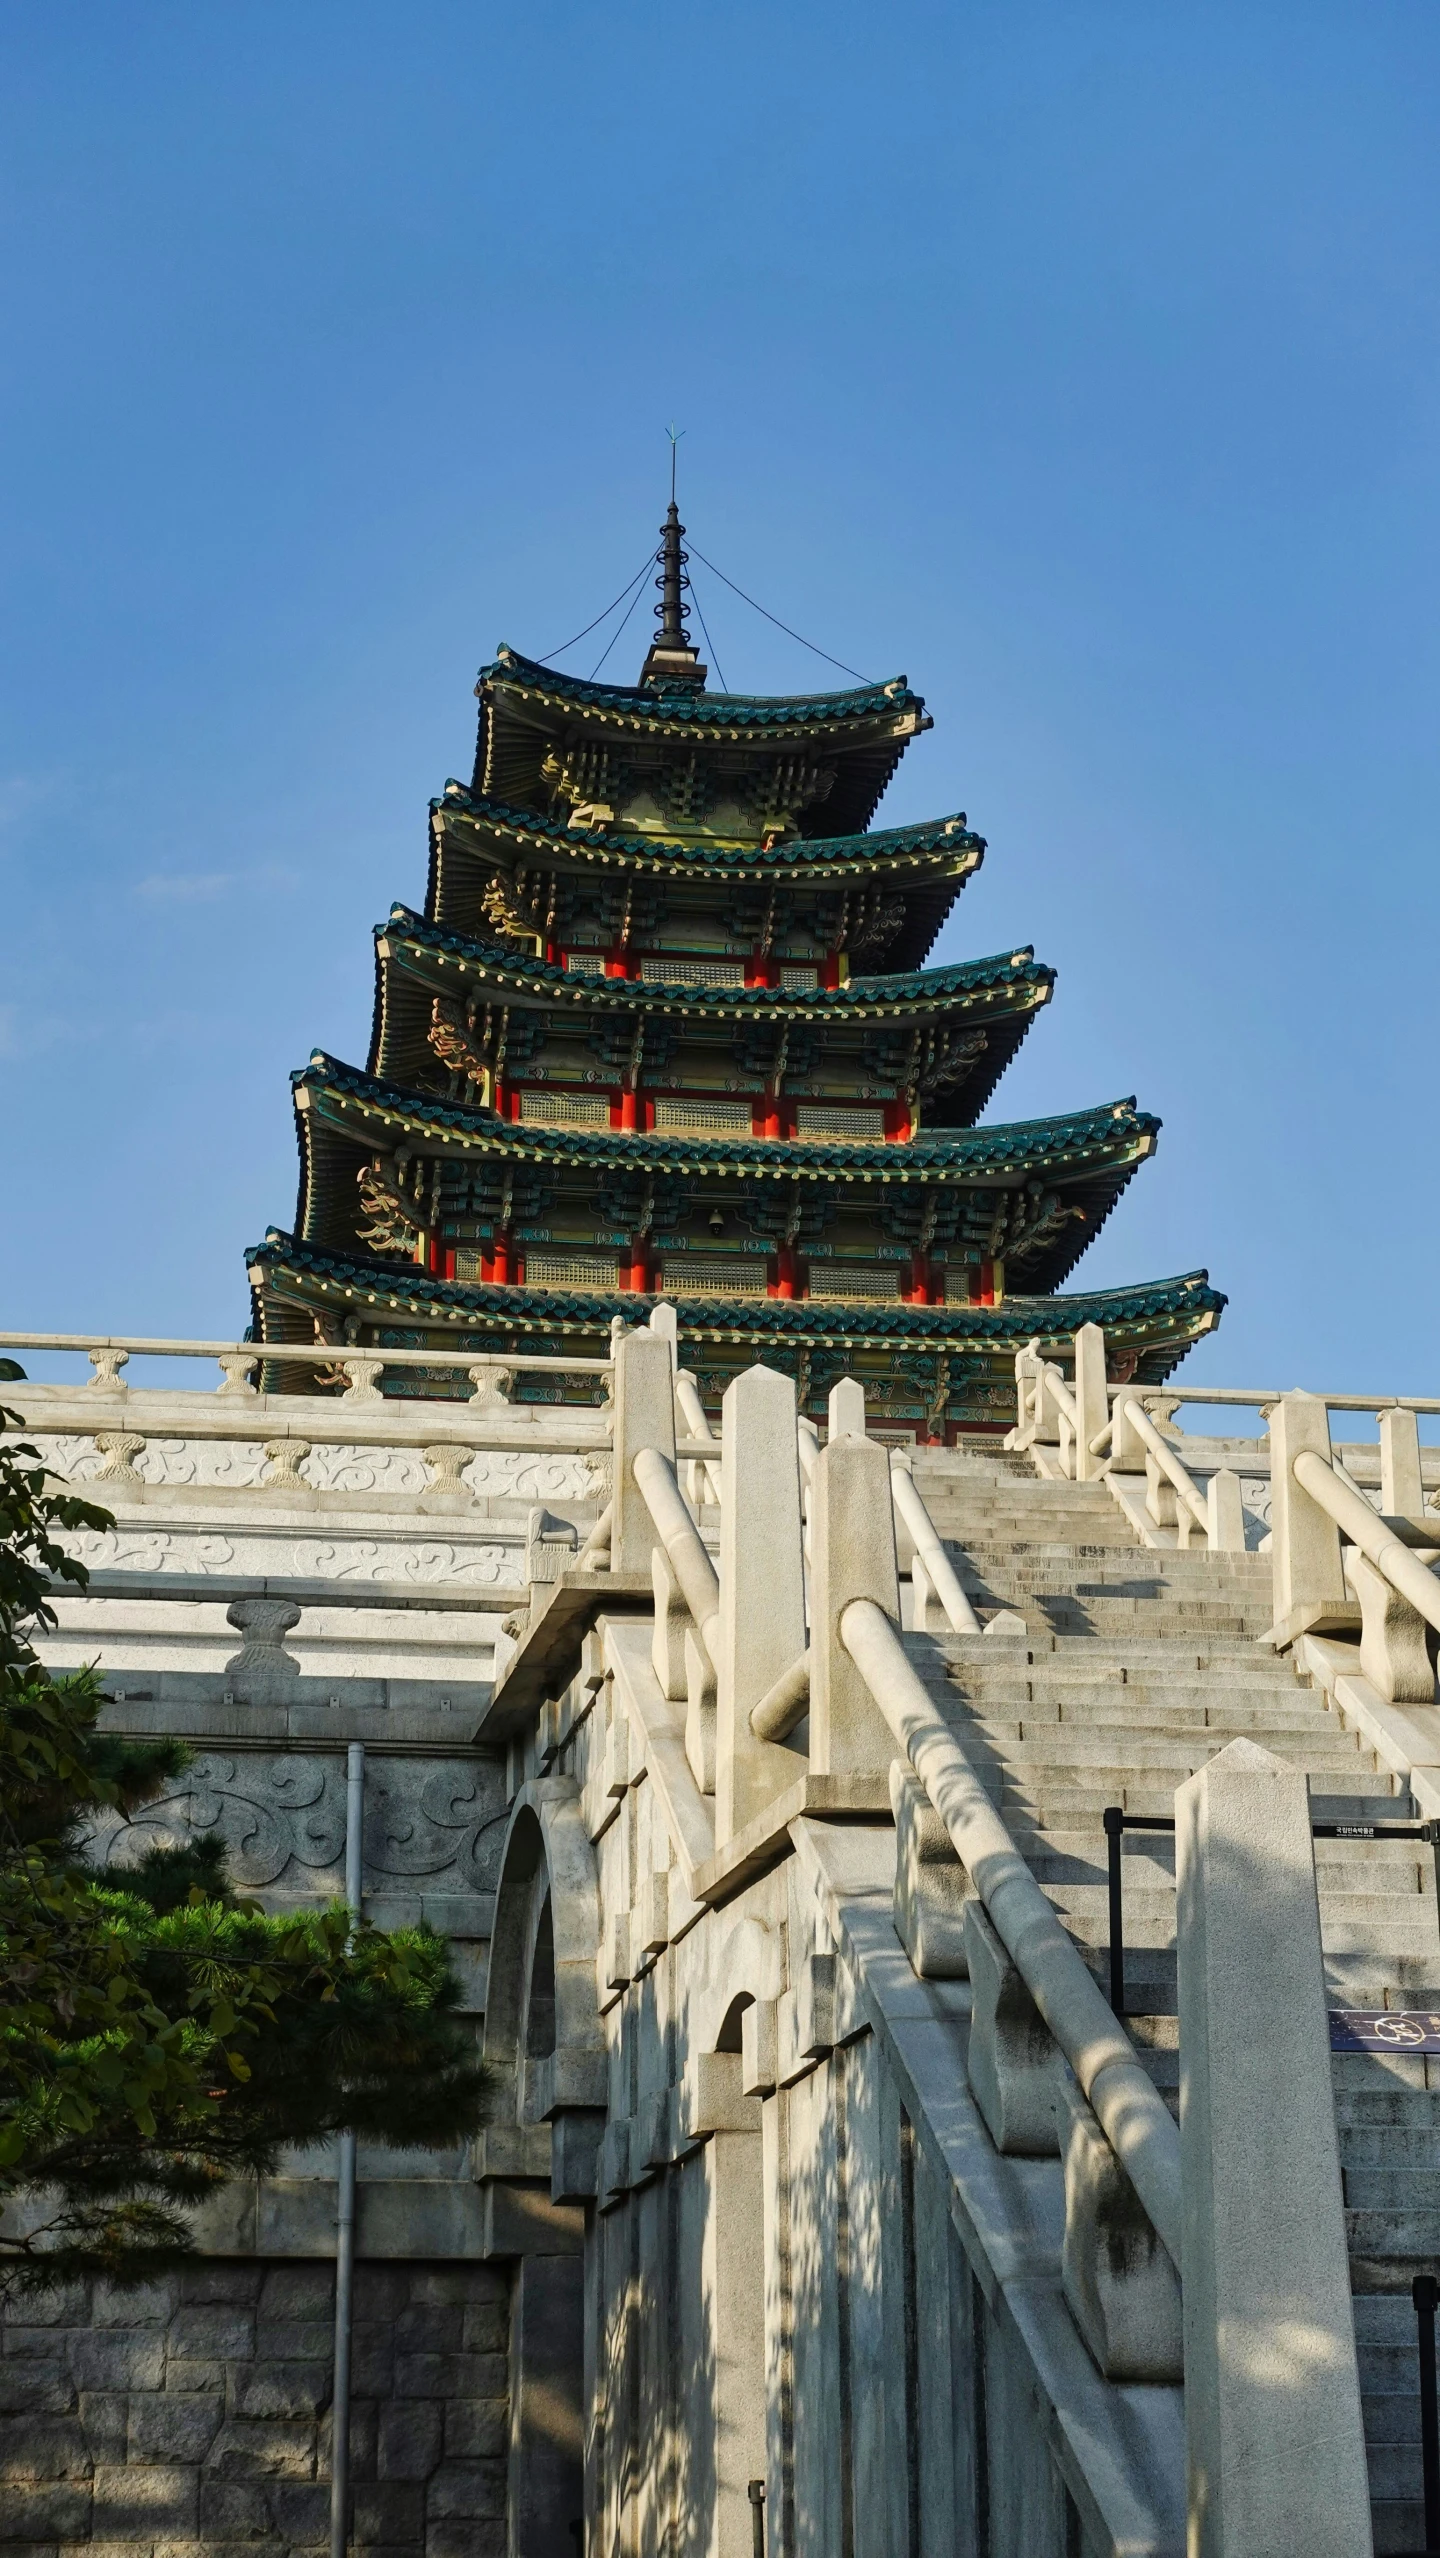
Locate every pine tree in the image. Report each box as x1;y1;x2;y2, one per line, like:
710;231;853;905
0;1369;486;2294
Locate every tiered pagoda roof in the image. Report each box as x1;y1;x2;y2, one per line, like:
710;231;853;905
248;500;1223;1430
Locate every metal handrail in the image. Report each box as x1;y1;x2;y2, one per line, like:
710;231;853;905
1102;1803;1440;2017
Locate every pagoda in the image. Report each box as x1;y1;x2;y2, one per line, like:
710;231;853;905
247;500;1224;1432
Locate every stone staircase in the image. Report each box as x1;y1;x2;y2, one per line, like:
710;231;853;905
904;1443;1440;2556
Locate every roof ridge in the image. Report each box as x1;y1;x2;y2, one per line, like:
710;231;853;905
484;643;917;717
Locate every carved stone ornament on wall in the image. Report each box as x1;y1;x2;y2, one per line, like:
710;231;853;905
61;1525;517;1585
32;1432;608;1504
87;1754;508;1897
32;1434;605;1505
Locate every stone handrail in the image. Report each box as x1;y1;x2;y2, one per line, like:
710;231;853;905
0;1329;610;1382
1112;1394;1211;1538
838;1594;1183;2271
1293;1446;1440;1639
576;1502;614;1570
888;1461;982;1635
632;1445;721;1673
674;1371;723;1506
748;1647;812;1743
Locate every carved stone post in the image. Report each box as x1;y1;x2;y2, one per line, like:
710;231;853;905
1381;1404;1425;1518
1351;1550;1436;1704
716;1363;807;1845
611;1329;676;1575
1110;1391;1149;1475
262;1438;311;1491
808;1432;898;1776
1177;1735;1372;2556
1268;1392;1358;1647
1072;1323;1108;1482
1205;1467;1246;1553
827;1373;867;1441
467;1362;513;1410
93;1431;146;1484
216;1353;259;1397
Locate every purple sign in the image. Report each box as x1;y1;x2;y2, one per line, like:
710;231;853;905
1329;2010;1440;2054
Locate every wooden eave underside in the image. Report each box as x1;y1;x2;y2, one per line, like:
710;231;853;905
476;685;925;841
295;1060;1156;1188
290;1068;1156;1291
432;796;982;885
367;929;1053;1122
427;827;970;976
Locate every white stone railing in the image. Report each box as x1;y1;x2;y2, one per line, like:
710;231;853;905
1009;1326;1259;1551
577;1322;1184;2387
1267;1391;1440;1709
1009;1330;1440;1708
0;1328;620;1623
0;1327;610;1405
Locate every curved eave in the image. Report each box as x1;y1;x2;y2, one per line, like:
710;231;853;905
433;790;985;882
368;923;1053;1130
429;833;964;976
290;1062;1157;1293
475;651;928;839
248;1232;1224;1387
370;912;1054;1047
478;646;925;732
296;1054;1158;1185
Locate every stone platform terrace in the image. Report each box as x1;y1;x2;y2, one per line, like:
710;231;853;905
4;1326;1440;2557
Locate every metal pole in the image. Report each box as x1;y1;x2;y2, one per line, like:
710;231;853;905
329;1744;365;2558
1425;1821;1440;1940
1417;2273;1440;2553
747;2479;766;2557
1103;1807;1126;2016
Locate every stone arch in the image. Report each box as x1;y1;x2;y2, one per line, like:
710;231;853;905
480;1778;604;2558
483;1775;607;2124
695;1913;784;2059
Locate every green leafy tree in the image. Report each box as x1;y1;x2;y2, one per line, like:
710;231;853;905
0;1370;486;2293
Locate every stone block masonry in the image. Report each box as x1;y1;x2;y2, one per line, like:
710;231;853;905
0;2262;508;2558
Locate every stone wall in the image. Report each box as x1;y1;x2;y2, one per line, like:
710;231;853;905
0;2262;508;2558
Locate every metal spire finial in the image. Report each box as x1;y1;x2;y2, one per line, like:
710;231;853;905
639;428;706;689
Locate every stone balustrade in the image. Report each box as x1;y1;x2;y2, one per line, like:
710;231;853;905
11;1309;1440;2552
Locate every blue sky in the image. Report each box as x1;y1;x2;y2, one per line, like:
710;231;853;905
2;4;1437;1398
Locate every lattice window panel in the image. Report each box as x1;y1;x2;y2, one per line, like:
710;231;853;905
794;1106;887;1141
665;1258;769;1297
639;957;746;986
523;1254;618;1291
652;1096;756;1135
564;953;605;976
516;1090;612;1127
808;1263;900;1300
779;965;819;990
